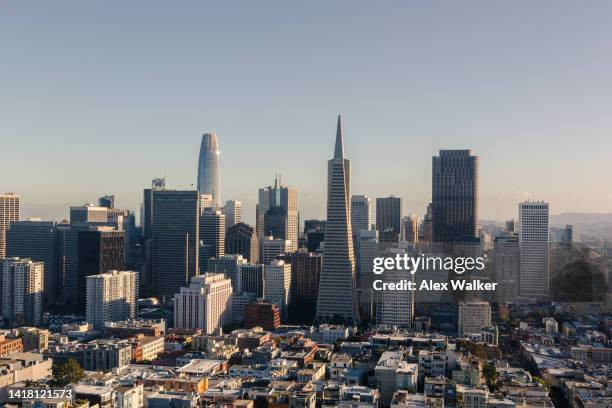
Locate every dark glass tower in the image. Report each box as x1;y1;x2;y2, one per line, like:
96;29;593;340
432;150;479;243
199;208;225;272
376;196;402;243
77;228;125;313
6;220;58;306
225;222;258;263
151;190;200;299
314;116;359;325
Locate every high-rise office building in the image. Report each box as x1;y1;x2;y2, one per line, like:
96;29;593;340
260;236;291;265
55;222;81;308
351;195;371;235
142;178;165;296
231;292;257;323
77;228;125;313
278;250;322;324
256;175;298;252
142;178;165;241
173;274;232;333
151;190;200;299
199;194;214;212
98;195;115;209
494;235;519;302
86;270;138;329
223;200;241;230
197;133;221;208
519;201;550;298
304;220;325;253
458;301;492;337
263;206;288;239
314;116;359;325
0;193;20;259
402;215;419;244
225;222;258;263
70;204;109;225
238;264;264;297
278;250;322;303
376;248;415;328
1;257;43;327
304;220;326;234
356;229;378;320
6;220;58;305
422;203;433;243
376;196;402;243
561;225;579;244
264;260;291;321
207;254;247;293
505;218;518;235
200;209;225;272
432;150;479;243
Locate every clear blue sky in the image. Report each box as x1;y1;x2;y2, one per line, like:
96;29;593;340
2;1;612;224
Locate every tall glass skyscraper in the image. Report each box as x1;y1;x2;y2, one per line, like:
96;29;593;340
197;133;221;208
431;149;479;243
314;116;359;325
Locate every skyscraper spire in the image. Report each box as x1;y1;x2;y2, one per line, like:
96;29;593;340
197;133;221;208
334;114;344;159
314;116;359;326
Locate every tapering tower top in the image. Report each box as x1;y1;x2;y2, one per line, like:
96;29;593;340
334;115;344;159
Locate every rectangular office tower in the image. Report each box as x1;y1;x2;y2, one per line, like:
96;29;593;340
86;270;138;329
77;228;125;313
432;150;479;243
223;200;241;230
1;258;43;327
151;190;200;299
494;235;519;302
351;195;371;235
256;176;299;252
6;220;58;305
200;209;226;272
0;193;20;259
519;201;550;298
376;196;402;242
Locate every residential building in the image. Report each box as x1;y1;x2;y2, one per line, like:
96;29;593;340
1;258;43;327
174;274;233;333
264;260;291;320
86;270;138;329
458;301;492;337
0;193;20;259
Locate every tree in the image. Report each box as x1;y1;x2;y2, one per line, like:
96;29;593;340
483;362;497;391
51;359;85;386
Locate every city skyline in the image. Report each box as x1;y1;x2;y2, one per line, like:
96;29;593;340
3;2;612;224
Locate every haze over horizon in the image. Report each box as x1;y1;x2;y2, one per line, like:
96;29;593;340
2;1;612;224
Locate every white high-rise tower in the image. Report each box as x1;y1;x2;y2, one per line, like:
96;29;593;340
197;133;221;208
519;201;550;298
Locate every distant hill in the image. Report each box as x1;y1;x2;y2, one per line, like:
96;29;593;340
551;213;612;225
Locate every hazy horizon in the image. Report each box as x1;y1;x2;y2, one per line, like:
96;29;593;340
3;1;612;225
